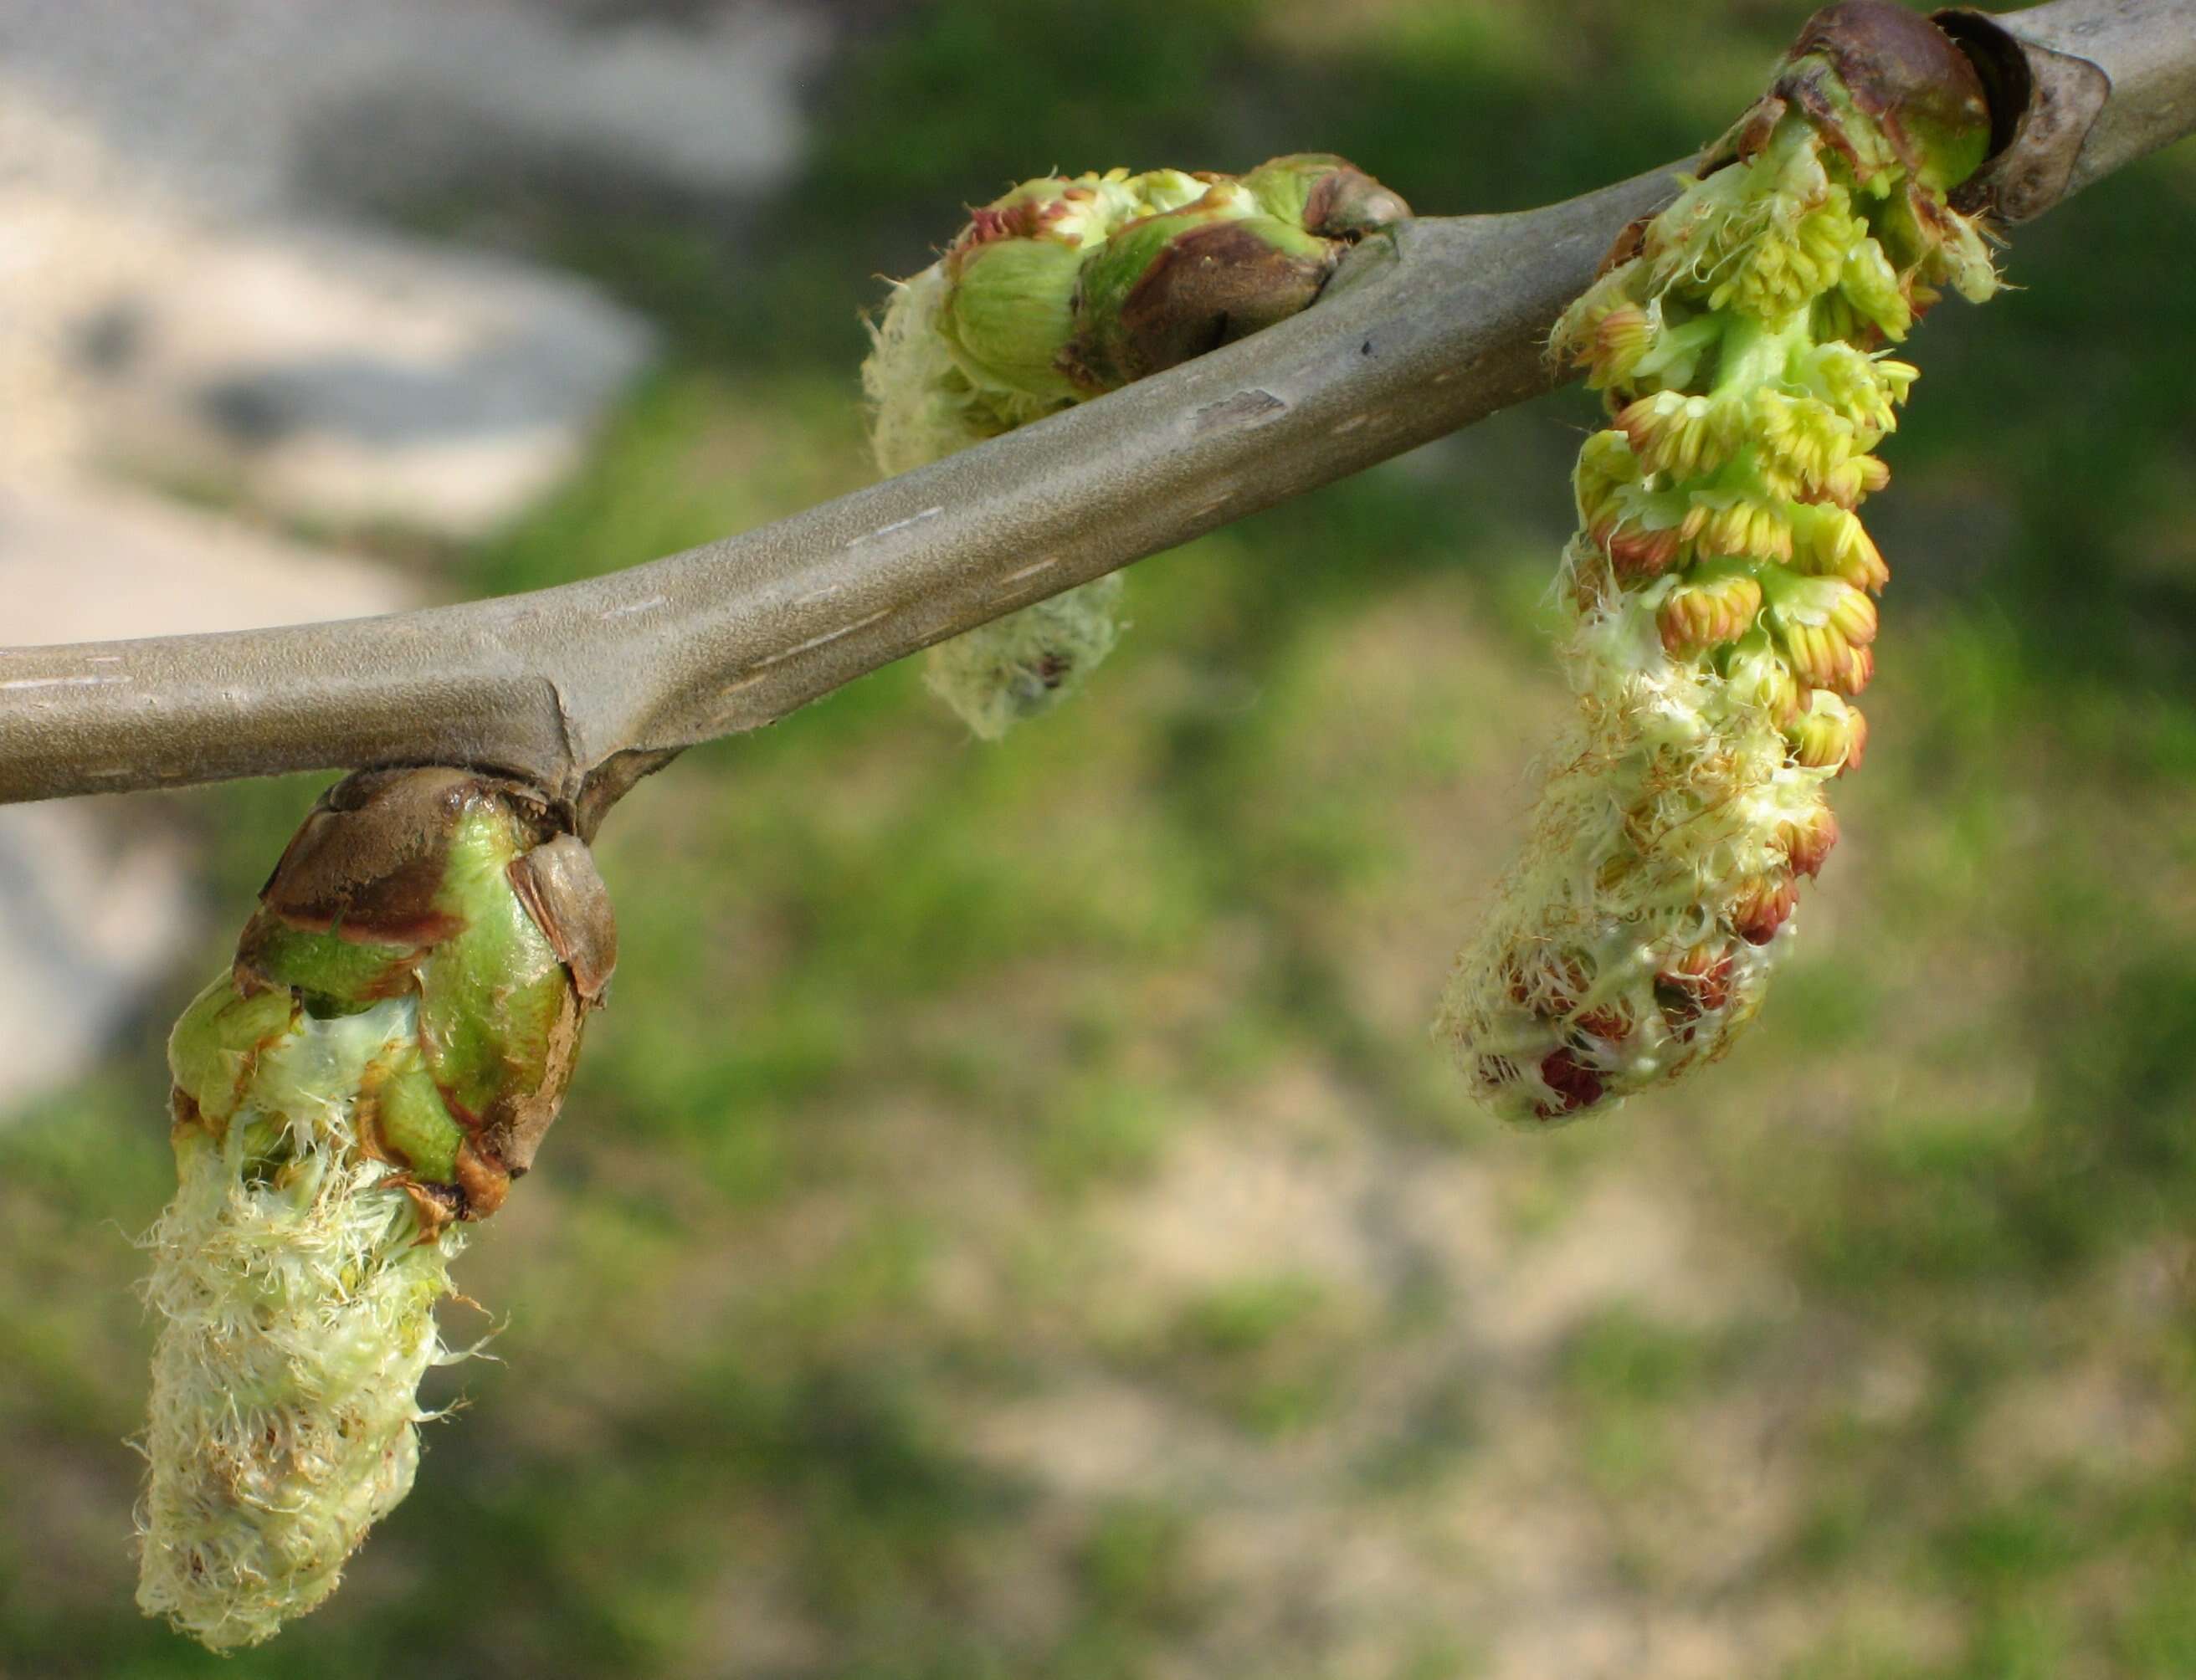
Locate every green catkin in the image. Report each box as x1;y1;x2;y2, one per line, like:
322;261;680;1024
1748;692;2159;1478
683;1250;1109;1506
864;156;1407;738
1435;3;1998;1124
137;996;461;1650
136;770;613;1649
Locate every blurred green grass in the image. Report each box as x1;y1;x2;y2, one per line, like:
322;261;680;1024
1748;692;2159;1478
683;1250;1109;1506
5;2;2196;1675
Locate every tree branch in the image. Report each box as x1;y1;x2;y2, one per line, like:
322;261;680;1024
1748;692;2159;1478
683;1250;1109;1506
1938;0;2196;218
1;0;2188;813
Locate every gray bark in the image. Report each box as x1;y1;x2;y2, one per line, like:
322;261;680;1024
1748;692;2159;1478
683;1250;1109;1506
1;0;2188;814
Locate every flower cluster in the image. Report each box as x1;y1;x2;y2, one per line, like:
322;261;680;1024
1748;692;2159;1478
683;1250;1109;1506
137;770;614;1648
865;156;1407;738
1436;4;1998;1124
138;995;464;1651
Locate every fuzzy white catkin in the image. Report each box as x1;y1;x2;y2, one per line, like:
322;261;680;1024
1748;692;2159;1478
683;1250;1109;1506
136;996;461;1651
863;264;975;484
1434;561;1830;1121
864;260;1124;740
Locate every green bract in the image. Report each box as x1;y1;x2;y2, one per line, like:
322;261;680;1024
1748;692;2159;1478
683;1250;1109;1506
1437;0;1998;1124
864;155;1408;739
137;768;615;1650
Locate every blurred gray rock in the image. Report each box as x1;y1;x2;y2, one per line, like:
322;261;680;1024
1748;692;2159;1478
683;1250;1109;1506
0;0;821;221
0;0;826;536
0;799;195;1113
69;221;659;539
0;478;418;648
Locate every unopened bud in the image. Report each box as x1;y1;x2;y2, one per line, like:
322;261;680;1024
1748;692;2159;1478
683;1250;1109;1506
1239;151;1411;238
1768;575;1877;693
1778;0;1993;193
1070;207;1334;387
870;152;1401;738
937;233;1086;404
1780;804;1840;878
1784;688;1867;771
1694;495;1794;563
1732;872;1798;945
1791;503;1889;592
1616;391;1742;480
1658;570;1765;657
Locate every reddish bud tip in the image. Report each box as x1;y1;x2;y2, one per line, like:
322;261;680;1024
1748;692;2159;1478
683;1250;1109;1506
1781;807;1840;878
1734;874;1799;945
1842;704;1870;774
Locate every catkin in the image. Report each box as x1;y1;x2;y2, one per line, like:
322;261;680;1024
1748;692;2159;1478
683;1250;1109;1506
136;769;614;1648
865;157;1407;736
137;996;461;1650
1438;8;1998;1123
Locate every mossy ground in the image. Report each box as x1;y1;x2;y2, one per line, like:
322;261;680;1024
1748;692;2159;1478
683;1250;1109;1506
6;3;2196;1675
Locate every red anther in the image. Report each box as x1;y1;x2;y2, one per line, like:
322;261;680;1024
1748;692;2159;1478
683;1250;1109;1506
1655;947;1735;1027
1536;1048;1606;1119
1573;1005;1632;1041
961;195;1073;249
1658;601;1696;657
1505;951;1593;1015
1501;955;1534;1008
960;205;1013;246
